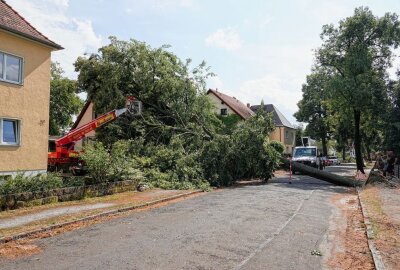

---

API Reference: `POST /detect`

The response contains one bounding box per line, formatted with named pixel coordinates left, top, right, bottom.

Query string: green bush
left=269, top=140, right=285, bottom=154
left=62, top=176, right=85, bottom=187
left=109, top=140, right=146, bottom=182
left=0, top=172, right=63, bottom=195
left=80, top=142, right=111, bottom=183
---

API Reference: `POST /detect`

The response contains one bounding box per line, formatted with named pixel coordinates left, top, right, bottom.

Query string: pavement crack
left=233, top=190, right=316, bottom=270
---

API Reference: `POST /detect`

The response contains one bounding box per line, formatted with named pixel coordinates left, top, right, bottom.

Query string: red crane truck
left=48, top=96, right=141, bottom=174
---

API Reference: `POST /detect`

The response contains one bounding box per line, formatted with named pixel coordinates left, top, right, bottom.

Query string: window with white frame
left=0, top=51, right=23, bottom=84
left=0, top=118, right=21, bottom=146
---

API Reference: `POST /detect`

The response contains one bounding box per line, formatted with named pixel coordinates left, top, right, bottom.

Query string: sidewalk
left=359, top=186, right=400, bottom=269
left=0, top=189, right=199, bottom=240
left=326, top=164, right=399, bottom=269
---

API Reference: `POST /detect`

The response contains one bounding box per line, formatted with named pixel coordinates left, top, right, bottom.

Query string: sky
left=7, top=0, right=400, bottom=124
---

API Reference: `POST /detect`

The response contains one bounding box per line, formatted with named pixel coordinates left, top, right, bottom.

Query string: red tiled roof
left=207, top=89, right=254, bottom=120
left=0, top=0, right=63, bottom=50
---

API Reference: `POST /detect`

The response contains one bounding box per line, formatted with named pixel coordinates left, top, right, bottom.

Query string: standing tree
left=316, top=7, right=400, bottom=173
left=383, top=74, right=400, bottom=153
left=49, top=62, right=83, bottom=135
left=294, top=69, right=331, bottom=155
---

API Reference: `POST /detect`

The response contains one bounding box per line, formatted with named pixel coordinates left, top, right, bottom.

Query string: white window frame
left=0, top=51, right=24, bottom=85
left=0, top=118, right=21, bottom=146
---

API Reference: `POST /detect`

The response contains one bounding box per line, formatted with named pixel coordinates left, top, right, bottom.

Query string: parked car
left=328, top=156, right=340, bottom=165
left=324, top=157, right=332, bottom=166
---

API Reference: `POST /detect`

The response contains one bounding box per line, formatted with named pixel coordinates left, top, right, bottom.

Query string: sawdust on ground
left=325, top=191, right=374, bottom=270
left=0, top=240, right=42, bottom=259
left=360, top=186, right=400, bottom=270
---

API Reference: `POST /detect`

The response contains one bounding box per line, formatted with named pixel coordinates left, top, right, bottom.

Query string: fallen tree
left=281, top=159, right=363, bottom=187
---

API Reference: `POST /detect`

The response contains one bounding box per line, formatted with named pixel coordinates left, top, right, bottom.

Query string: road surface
left=1, top=174, right=350, bottom=270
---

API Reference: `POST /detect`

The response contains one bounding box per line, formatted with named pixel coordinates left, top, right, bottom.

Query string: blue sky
left=8, top=0, right=400, bottom=124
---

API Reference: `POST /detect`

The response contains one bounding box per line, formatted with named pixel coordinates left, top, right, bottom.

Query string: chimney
left=247, top=103, right=250, bottom=108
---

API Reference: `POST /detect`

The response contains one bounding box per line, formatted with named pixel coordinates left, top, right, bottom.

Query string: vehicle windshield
left=294, top=148, right=316, bottom=157
left=328, top=156, right=337, bottom=159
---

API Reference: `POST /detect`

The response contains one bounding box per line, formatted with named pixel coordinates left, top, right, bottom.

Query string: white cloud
left=148, top=0, right=197, bottom=10
left=205, top=28, right=242, bottom=51
left=239, top=74, right=302, bottom=113
left=207, top=75, right=224, bottom=91
left=7, top=0, right=103, bottom=78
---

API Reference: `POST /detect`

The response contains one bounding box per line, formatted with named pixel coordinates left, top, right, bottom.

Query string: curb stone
left=356, top=187, right=386, bottom=270
left=0, top=190, right=203, bottom=245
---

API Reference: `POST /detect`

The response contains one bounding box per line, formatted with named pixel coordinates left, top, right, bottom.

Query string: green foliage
left=73, top=37, right=279, bottom=188
left=200, top=135, right=235, bottom=186
left=0, top=173, right=63, bottom=195
left=200, top=110, right=279, bottom=186
left=109, top=140, right=144, bottom=182
left=49, top=62, right=83, bottom=135
left=294, top=69, right=331, bottom=155
left=318, top=7, right=400, bottom=171
left=129, top=137, right=209, bottom=190
left=219, top=114, right=241, bottom=134
left=383, top=77, right=400, bottom=153
left=269, top=140, right=285, bottom=154
left=75, top=37, right=219, bottom=146
left=296, top=7, right=400, bottom=171
left=62, top=176, right=85, bottom=187
left=294, top=125, right=304, bottom=146
left=80, top=141, right=146, bottom=184
left=80, top=142, right=111, bottom=183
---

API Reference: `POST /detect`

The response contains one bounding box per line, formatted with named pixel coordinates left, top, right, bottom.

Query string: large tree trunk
left=282, top=158, right=362, bottom=187
left=365, top=144, right=371, bottom=162
left=321, top=135, right=328, bottom=156
left=342, top=147, right=346, bottom=162
left=353, top=109, right=365, bottom=173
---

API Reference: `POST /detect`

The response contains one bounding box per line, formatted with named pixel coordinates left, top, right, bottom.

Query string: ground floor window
left=0, top=118, right=21, bottom=145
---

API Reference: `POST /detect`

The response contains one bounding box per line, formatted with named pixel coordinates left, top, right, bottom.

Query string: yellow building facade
left=0, top=1, right=62, bottom=176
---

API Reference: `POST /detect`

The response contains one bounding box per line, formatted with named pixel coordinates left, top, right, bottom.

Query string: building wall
left=73, top=102, right=95, bottom=150
left=269, top=126, right=296, bottom=154
left=207, top=92, right=235, bottom=116
left=0, top=31, right=53, bottom=176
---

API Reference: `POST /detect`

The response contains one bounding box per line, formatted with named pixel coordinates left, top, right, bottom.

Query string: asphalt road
left=1, top=174, right=350, bottom=270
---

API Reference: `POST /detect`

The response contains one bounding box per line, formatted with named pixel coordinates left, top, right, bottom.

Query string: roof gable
left=0, top=0, right=63, bottom=50
left=207, top=89, right=254, bottom=120
left=250, top=104, right=294, bottom=128
left=71, top=100, right=92, bottom=130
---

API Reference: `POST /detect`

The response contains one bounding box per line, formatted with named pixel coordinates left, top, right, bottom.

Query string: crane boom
left=56, top=108, right=127, bottom=147
left=48, top=96, right=141, bottom=172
